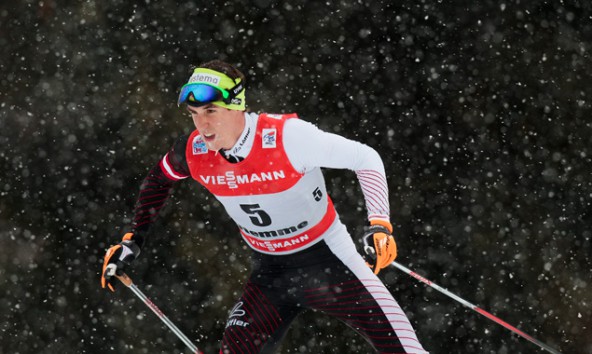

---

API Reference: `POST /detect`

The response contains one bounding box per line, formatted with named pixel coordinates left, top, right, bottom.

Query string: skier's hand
left=101, top=233, right=142, bottom=292
left=363, top=219, right=397, bottom=275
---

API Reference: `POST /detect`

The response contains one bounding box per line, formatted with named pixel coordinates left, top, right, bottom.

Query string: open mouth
left=203, top=133, right=216, bottom=142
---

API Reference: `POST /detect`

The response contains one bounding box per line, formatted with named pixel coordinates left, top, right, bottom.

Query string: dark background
left=1, top=0, right=591, bottom=353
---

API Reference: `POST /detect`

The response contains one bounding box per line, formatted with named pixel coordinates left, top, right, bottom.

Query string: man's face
left=186, top=104, right=244, bottom=151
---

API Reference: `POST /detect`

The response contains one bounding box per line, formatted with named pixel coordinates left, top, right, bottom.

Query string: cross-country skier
left=101, top=59, right=428, bottom=353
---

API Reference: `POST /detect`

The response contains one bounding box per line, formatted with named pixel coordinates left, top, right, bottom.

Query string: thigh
left=220, top=282, right=300, bottom=354
left=303, top=246, right=428, bottom=353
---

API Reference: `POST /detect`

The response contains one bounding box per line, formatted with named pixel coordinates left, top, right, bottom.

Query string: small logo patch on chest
left=192, top=135, right=208, bottom=155
left=262, top=128, right=276, bottom=148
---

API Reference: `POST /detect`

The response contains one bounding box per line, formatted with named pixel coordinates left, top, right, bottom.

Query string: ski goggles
left=177, top=68, right=245, bottom=110
left=178, top=83, right=228, bottom=106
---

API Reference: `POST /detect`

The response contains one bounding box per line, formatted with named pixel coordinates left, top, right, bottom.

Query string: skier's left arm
left=283, top=118, right=396, bottom=274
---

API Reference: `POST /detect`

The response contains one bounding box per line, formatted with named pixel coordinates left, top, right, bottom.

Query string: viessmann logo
left=199, top=170, right=286, bottom=189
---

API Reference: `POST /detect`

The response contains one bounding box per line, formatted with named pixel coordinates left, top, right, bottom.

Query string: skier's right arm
left=101, top=135, right=190, bottom=291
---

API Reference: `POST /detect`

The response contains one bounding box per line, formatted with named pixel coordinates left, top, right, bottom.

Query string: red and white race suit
left=140, top=112, right=428, bottom=353
left=184, top=113, right=336, bottom=254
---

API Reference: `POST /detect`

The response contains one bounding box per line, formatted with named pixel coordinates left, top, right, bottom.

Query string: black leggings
left=219, top=241, right=427, bottom=354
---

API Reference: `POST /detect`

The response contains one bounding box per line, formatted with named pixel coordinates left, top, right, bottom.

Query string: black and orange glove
left=101, top=233, right=142, bottom=291
left=363, top=219, right=397, bottom=275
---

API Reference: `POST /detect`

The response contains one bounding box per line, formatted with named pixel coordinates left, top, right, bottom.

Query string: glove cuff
left=119, top=233, right=141, bottom=262
left=121, top=240, right=141, bottom=258
left=370, top=218, right=393, bottom=233
left=122, top=232, right=145, bottom=249
left=363, top=225, right=390, bottom=249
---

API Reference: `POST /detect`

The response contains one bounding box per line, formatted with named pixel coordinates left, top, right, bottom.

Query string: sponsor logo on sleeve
left=262, top=128, right=276, bottom=148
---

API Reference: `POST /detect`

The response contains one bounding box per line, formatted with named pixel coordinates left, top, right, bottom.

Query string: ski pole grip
left=116, top=273, right=133, bottom=287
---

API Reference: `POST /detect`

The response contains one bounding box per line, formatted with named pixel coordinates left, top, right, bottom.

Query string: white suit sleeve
left=283, top=118, right=390, bottom=221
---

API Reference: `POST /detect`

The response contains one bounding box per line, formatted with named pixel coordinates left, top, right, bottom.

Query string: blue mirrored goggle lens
left=178, top=84, right=223, bottom=106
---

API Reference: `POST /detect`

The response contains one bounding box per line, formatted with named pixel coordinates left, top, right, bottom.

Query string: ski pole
left=116, top=273, right=203, bottom=354
left=390, top=261, right=561, bottom=354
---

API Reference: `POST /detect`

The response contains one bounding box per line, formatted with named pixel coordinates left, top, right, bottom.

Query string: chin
left=205, top=142, right=217, bottom=151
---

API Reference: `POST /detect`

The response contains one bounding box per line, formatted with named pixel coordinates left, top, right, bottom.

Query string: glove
left=363, top=219, right=397, bottom=275
left=101, top=232, right=142, bottom=291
